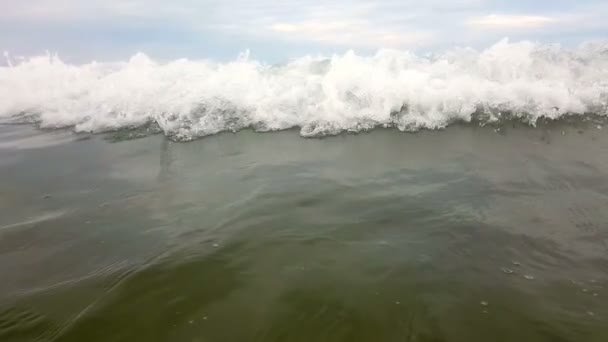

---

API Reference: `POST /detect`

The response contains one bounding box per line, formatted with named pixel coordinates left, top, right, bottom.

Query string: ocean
left=1, top=40, right=608, bottom=341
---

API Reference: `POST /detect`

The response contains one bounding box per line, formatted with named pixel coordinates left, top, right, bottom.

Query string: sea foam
left=1, top=39, right=607, bottom=140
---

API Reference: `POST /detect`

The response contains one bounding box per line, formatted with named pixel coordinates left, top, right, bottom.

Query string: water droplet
left=480, top=301, right=489, bottom=307
left=587, top=311, right=595, bottom=317
left=597, top=125, right=603, bottom=130
left=203, top=316, right=208, bottom=320
left=482, top=310, right=488, bottom=314
left=582, top=288, right=589, bottom=293
left=212, top=243, right=219, bottom=248
left=395, top=301, right=400, bottom=305
left=524, top=275, right=535, bottom=280
left=511, top=261, right=521, bottom=266
left=561, top=131, right=565, bottom=135
left=189, top=320, right=194, bottom=324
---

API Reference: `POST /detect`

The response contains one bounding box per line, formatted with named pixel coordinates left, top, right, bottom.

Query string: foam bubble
left=1, top=39, right=608, bottom=140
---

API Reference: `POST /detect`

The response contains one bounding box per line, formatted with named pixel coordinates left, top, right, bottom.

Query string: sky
left=1, top=0, right=607, bottom=63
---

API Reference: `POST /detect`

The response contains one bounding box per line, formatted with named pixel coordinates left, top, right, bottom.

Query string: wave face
left=1, top=39, right=608, bottom=139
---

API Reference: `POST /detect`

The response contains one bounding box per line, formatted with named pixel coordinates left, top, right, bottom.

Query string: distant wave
left=1, top=39, right=608, bottom=140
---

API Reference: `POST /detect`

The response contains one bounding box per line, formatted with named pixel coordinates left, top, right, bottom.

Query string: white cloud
left=268, top=20, right=433, bottom=48
left=1, top=0, right=607, bottom=59
left=270, top=23, right=299, bottom=33
left=467, top=14, right=557, bottom=29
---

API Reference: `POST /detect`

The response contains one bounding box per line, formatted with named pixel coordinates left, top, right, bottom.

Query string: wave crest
left=2, top=39, right=608, bottom=139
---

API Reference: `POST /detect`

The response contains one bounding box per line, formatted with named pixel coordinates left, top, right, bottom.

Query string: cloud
left=270, top=23, right=299, bottom=33
left=1, top=0, right=607, bottom=61
left=268, top=20, right=434, bottom=48
left=466, top=14, right=557, bottom=29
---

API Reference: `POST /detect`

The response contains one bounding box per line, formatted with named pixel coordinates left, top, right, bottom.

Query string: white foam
left=1, top=39, right=608, bottom=139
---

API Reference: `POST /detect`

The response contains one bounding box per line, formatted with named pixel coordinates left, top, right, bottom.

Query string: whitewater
left=1, top=39, right=608, bottom=140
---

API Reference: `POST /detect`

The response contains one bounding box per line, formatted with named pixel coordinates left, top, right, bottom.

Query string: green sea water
left=1, top=122, right=607, bottom=341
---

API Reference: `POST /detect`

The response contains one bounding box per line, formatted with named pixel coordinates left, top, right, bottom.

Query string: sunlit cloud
left=0, top=0, right=607, bottom=61
left=268, top=20, right=434, bottom=48
left=467, top=14, right=557, bottom=29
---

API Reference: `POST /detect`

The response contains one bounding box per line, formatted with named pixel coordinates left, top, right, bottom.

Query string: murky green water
left=1, top=123, right=607, bottom=341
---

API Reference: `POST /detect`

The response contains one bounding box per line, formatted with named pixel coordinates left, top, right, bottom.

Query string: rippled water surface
left=1, top=122, right=607, bottom=341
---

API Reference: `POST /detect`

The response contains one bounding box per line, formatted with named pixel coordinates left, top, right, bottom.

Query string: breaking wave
left=1, top=39, right=608, bottom=140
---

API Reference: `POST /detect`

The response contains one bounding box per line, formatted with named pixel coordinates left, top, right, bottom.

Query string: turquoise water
left=1, top=123, right=607, bottom=341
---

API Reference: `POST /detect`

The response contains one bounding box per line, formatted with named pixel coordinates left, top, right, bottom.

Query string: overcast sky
left=1, top=0, right=607, bottom=62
